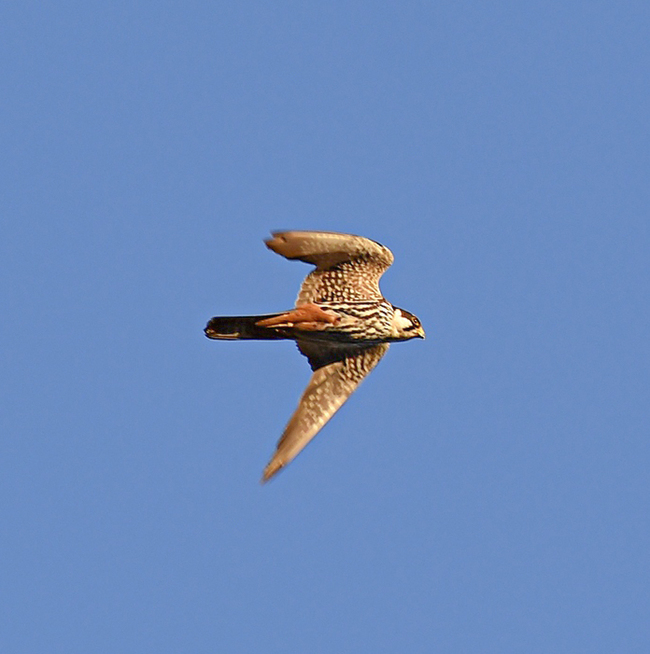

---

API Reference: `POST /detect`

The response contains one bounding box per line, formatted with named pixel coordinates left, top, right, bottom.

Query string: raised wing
left=265, top=231, right=394, bottom=304
left=261, top=343, right=390, bottom=482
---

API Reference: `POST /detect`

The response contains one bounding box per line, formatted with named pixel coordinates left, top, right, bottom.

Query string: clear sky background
left=2, top=2, right=649, bottom=652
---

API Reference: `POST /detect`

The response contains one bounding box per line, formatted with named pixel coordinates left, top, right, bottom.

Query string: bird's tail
left=204, top=314, right=290, bottom=340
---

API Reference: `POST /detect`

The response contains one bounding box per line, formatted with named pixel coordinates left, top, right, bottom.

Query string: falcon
left=205, top=231, right=425, bottom=482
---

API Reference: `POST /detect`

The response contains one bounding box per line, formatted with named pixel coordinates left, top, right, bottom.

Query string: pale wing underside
left=262, top=343, right=390, bottom=482
left=265, top=231, right=394, bottom=304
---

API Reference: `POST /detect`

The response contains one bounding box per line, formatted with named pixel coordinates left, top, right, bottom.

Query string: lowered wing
left=262, top=343, right=389, bottom=482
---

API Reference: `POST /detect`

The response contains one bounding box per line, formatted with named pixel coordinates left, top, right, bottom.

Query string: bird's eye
left=411, top=317, right=420, bottom=328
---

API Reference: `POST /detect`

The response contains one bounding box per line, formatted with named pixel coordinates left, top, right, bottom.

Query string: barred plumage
left=204, top=231, right=425, bottom=482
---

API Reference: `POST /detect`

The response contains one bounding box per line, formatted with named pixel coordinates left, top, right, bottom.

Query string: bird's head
left=390, top=307, right=426, bottom=340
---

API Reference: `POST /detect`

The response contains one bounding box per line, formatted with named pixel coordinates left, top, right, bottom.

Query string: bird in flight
left=205, top=231, right=425, bottom=482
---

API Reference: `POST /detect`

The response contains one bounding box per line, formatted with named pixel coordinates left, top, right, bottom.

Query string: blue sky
left=2, top=2, right=649, bottom=652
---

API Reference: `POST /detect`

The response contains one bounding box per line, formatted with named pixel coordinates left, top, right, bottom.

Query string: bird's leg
left=255, top=303, right=341, bottom=330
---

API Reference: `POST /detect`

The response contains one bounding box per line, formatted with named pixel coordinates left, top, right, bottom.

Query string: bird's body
left=205, top=231, right=425, bottom=482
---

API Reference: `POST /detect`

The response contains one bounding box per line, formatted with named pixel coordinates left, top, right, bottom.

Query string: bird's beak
left=417, top=326, right=426, bottom=339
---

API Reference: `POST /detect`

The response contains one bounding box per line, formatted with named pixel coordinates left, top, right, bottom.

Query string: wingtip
left=260, top=459, right=285, bottom=484
left=264, top=232, right=290, bottom=257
